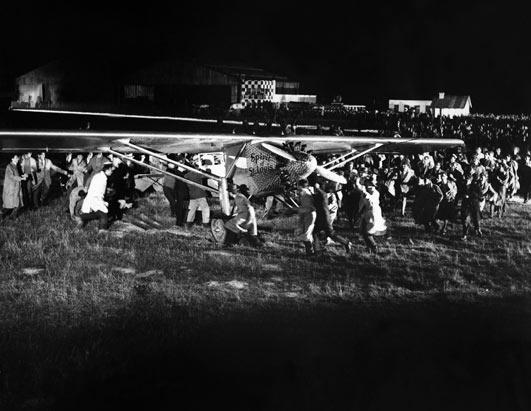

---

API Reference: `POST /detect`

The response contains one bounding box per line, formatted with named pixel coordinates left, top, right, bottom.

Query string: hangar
left=13, top=59, right=316, bottom=113
left=14, top=58, right=119, bottom=110
left=120, top=62, right=315, bottom=110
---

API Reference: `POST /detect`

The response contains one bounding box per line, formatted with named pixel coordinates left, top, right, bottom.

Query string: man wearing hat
left=224, top=183, right=260, bottom=247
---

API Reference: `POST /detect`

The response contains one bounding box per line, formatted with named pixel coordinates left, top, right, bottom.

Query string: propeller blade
left=315, top=166, right=347, bottom=185
left=261, top=143, right=297, bottom=161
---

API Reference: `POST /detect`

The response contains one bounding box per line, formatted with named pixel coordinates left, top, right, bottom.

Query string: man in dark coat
left=106, top=159, right=130, bottom=222
left=490, top=163, right=509, bottom=217
left=461, top=174, right=483, bottom=240
left=174, top=169, right=190, bottom=227
left=520, top=154, right=531, bottom=203
left=413, top=178, right=443, bottom=232
left=162, top=164, right=178, bottom=217
left=342, top=172, right=362, bottom=229
left=312, top=178, right=351, bottom=254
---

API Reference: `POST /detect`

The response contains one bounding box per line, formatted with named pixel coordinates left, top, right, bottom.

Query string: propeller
left=315, top=166, right=347, bottom=185
left=260, top=143, right=297, bottom=161
left=261, top=142, right=346, bottom=184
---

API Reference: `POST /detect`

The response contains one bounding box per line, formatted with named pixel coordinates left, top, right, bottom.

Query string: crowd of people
left=0, top=150, right=218, bottom=233
left=375, top=112, right=529, bottom=148
left=300, top=142, right=531, bottom=253
left=230, top=106, right=530, bottom=150
left=1, top=151, right=140, bottom=230
left=220, top=141, right=531, bottom=255
left=2, top=140, right=530, bottom=256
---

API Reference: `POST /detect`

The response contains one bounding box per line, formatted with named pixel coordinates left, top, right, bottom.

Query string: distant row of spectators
left=224, top=105, right=529, bottom=150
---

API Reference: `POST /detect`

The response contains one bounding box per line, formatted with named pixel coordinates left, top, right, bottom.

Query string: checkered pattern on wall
left=241, top=80, right=276, bottom=107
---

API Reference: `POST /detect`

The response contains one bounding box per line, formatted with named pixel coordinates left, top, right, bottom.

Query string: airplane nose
left=283, top=152, right=317, bottom=180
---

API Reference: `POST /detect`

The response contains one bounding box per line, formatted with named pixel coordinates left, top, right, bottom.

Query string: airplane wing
left=274, top=136, right=464, bottom=154
left=0, top=130, right=464, bottom=154
left=9, top=108, right=380, bottom=135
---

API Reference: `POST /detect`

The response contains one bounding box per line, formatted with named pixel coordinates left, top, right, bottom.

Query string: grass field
left=0, top=192, right=530, bottom=410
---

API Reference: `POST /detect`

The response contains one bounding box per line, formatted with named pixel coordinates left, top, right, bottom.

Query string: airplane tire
left=211, top=218, right=227, bottom=245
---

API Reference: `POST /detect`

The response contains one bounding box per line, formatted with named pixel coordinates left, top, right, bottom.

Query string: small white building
left=271, top=93, right=317, bottom=104
left=343, top=104, right=366, bottom=112
left=389, top=92, right=472, bottom=117
left=430, top=92, right=472, bottom=118
left=388, top=99, right=433, bottom=114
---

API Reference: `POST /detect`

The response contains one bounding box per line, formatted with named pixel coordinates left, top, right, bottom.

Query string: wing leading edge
left=0, top=130, right=464, bottom=154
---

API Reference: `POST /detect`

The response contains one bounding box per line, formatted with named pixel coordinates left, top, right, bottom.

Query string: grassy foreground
left=0, top=192, right=530, bottom=410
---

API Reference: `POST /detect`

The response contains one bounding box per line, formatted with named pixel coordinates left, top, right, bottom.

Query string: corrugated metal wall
left=124, top=61, right=239, bottom=86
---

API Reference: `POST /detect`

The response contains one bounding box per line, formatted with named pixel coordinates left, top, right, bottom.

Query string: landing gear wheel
left=211, top=218, right=227, bottom=245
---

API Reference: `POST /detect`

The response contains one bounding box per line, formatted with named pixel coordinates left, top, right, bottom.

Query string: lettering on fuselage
left=247, top=148, right=277, bottom=177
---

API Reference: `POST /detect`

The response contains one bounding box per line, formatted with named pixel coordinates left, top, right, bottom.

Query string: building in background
left=388, top=98, right=433, bottom=114
left=430, top=92, right=472, bottom=117
left=121, top=61, right=242, bottom=111
left=342, top=104, right=366, bottom=112
left=388, top=92, right=472, bottom=117
left=0, top=69, right=13, bottom=113
left=13, top=59, right=316, bottom=113
left=14, top=59, right=118, bottom=110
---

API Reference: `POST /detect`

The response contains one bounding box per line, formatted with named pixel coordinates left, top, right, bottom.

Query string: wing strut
left=321, top=149, right=357, bottom=168
left=107, top=149, right=219, bottom=194
left=327, top=143, right=383, bottom=171
left=111, top=140, right=231, bottom=216
left=117, top=139, right=221, bottom=181
left=226, top=142, right=248, bottom=179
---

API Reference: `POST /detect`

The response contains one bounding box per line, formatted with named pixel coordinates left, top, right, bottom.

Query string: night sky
left=1, top=1, right=529, bottom=113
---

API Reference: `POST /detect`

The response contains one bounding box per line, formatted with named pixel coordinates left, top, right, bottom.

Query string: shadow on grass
left=1, top=295, right=531, bottom=411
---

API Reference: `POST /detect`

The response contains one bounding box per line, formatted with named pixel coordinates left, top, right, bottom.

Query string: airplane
left=0, top=109, right=465, bottom=243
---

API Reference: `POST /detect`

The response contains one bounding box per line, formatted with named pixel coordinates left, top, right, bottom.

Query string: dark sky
left=1, top=1, right=529, bottom=113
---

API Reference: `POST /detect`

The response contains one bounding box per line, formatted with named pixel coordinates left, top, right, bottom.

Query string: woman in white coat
left=356, top=177, right=387, bottom=253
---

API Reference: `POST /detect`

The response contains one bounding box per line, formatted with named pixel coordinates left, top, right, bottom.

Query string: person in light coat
left=356, top=177, right=387, bottom=253
left=296, top=178, right=317, bottom=256
left=85, top=152, right=107, bottom=187
left=78, top=162, right=114, bottom=231
left=69, top=153, right=87, bottom=188
left=184, top=166, right=210, bottom=228
left=2, top=154, right=28, bottom=219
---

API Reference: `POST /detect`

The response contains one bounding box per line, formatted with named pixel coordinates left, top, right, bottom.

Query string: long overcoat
left=2, top=164, right=24, bottom=209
